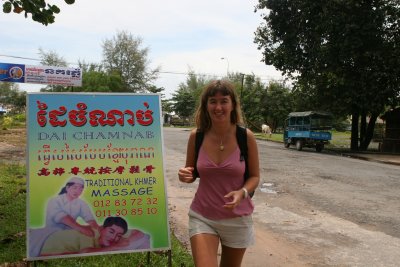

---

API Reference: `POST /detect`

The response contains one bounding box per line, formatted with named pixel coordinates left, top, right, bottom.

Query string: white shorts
left=188, top=209, right=255, bottom=248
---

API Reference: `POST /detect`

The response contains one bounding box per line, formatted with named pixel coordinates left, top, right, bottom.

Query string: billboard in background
left=26, top=93, right=170, bottom=260
left=0, top=62, right=82, bottom=87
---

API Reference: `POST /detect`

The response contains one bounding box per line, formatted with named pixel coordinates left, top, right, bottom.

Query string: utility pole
left=240, top=73, right=245, bottom=100
left=220, top=57, right=229, bottom=77
left=240, top=73, right=246, bottom=124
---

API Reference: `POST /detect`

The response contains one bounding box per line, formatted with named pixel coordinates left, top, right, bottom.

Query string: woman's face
left=99, top=224, right=125, bottom=247
left=65, top=183, right=84, bottom=200
left=207, top=92, right=233, bottom=124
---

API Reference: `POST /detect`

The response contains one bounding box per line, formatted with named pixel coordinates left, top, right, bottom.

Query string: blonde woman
left=178, top=80, right=260, bottom=267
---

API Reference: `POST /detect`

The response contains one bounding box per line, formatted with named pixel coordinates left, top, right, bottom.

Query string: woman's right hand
left=178, top=167, right=195, bottom=183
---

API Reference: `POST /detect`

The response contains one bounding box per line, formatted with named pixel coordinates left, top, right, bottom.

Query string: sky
left=0, top=0, right=283, bottom=99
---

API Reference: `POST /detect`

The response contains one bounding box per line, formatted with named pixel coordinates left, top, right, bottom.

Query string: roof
left=288, top=111, right=333, bottom=117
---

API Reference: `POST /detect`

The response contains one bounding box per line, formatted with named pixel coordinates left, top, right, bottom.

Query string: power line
left=0, top=54, right=78, bottom=66
left=0, top=54, right=283, bottom=82
left=0, top=54, right=39, bottom=61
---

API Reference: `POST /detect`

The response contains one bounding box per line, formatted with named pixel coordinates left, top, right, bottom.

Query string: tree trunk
left=359, top=113, right=378, bottom=151
left=351, top=111, right=359, bottom=151
left=360, top=111, right=366, bottom=144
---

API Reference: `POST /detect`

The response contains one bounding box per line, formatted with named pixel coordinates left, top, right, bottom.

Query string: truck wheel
left=295, top=140, right=303, bottom=151
left=284, top=142, right=290, bottom=148
left=316, top=144, right=324, bottom=152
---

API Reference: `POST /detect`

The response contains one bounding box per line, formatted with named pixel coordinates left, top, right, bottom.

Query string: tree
left=145, top=85, right=174, bottom=116
left=172, top=91, right=196, bottom=124
left=171, top=72, right=209, bottom=124
left=263, top=81, right=293, bottom=131
left=70, top=61, right=129, bottom=93
left=38, top=47, right=68, bottom=67
left=77, top=70, right=124, bottom=93
left=0, top=82, right=26, bottom=113
left=255, top=0, right=400, bottom=150
left=102, top=31, right=159, bottom=93
left=2, top=0, right=75, bottom=26
left=235, top=73, right=266, bottom=128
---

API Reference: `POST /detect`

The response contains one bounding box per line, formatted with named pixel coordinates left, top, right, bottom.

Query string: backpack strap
left=236, top=125, right=248, bottom=177
left=193, top=129, right=204, bottom=179
left=236, top=125, right=254, bottom=197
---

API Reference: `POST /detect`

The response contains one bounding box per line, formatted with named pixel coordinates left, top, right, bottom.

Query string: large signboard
left=26, top=93, right=170, bottom=260
left=0, top=62, right=82, bottom=87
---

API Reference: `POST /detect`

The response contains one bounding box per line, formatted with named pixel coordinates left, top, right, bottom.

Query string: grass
left=0, top=164, right=26, bottom=265
left=255, top=130, right=369, bottom=147
left=0, top=162, right=194, bottom=267
left=255, top=130, right=381, bottom=152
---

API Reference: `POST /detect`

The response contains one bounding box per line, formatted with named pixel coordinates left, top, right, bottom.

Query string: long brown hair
left=194, top=80, right=243, bottom=131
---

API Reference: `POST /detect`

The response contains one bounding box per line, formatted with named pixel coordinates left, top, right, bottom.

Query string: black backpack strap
left=236, top=125, right=249, bottom=179
left=193, top=129, right=204, bottom=179
left=236, top=125, right=254, bottom=197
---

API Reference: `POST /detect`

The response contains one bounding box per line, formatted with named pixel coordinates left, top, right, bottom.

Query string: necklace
left=219, top=132, right=228, bottom=151
left=212, top=128, right=229, bottom=152
left=219, top=139, right=225, bottom=151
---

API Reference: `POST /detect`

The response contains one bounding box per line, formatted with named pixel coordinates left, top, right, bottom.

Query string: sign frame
left=26, top=92, right=170, bottom=260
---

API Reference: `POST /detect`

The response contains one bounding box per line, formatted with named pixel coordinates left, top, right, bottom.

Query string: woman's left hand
left=222, top=190, right=244, bottom=209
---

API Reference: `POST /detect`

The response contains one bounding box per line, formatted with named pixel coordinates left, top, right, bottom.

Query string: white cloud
left=0, top=0, right=283, bottom=98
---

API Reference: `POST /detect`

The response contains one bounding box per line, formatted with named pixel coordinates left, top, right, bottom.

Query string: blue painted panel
left=287, top=131, right=331, bottom=140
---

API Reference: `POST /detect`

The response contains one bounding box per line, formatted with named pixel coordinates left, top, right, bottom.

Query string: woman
left=178, top=80, right=260, bottom=267
left=45, top=176, right=99, bottom=237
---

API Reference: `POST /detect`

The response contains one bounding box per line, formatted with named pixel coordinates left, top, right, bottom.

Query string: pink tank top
left=190, top=146, right=254, bottom=220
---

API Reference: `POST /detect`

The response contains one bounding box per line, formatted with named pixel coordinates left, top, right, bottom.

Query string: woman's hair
left=59, top=177, right=85, bottom=195
left=59, top=182, right=75, bottom=195
left=103, top=216, right=128, bottom=234
left=194, top=80, right=243, bottom=131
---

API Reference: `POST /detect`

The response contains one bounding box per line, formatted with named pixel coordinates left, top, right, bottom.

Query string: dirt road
left=164, top=127, right=400, bottom=267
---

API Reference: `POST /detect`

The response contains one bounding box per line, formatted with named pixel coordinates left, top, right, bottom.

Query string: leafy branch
left=2, top=0, right=75, bottom=25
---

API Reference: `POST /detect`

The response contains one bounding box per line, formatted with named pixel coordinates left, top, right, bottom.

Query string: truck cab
left=284, top=111, right=332, bottom=152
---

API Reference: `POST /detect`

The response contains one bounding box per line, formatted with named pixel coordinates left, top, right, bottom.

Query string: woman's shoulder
left=245, top=127, right=255, bottom=137
left=236, top=124, right=255, bottom=138
left=188, top=128, right=200, bottom=142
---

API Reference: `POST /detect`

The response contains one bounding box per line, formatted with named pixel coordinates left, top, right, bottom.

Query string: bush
left=13, top=113, right=26, bottom=122
left=0, top=116, right=13, bottom=130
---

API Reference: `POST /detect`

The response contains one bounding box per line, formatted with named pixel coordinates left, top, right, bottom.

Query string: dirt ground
left=0, top=128, right=26, bottom=164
